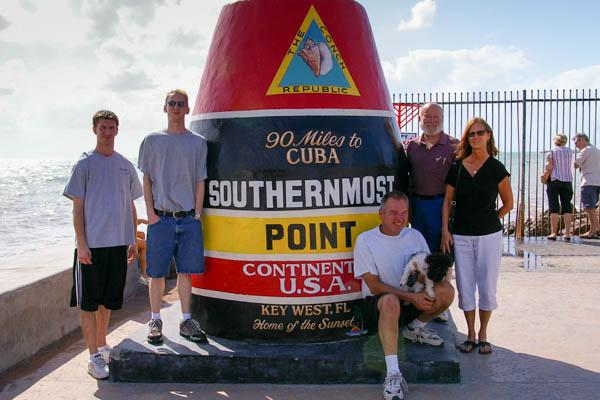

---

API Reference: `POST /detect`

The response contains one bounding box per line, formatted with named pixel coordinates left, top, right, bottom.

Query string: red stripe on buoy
left=192, top=257, right=361, bottom=298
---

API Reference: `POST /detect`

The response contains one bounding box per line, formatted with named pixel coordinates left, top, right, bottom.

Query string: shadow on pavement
left=0, top=279, right=177, bottom=399
left=86, top=340, right=600, bottom=400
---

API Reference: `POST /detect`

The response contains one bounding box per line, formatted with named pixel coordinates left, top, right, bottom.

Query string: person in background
left=136, top=218, right=149, bottom=285
left=354, top=191, right=454, bottom=400
left=573, top=133, right=600, bottom=238
left=544, top=134, right=573, bottom=240
left=138, top=89, right=208, bottom=344
left=441, top=117, right=513, bottom=355
left=63, top=110, right=143, bottom=379
left=406, top=102, right=459, bottom=323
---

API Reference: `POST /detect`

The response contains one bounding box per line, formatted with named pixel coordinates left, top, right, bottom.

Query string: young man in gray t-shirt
left=64, top=110, right=143, bottom=379
left=138, top=89, right=208, bottom=344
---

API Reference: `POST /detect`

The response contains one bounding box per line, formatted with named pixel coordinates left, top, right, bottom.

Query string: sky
left=1, top=0, right=599, bottom=159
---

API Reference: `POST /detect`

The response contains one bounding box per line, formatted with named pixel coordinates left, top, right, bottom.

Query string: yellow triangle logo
left=266, top=5, right=360, bottom=96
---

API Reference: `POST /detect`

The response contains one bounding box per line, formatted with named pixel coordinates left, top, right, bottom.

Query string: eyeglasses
left=167, top=100, right=186, bottom=107
left=467, top=130, right=487, bottom=137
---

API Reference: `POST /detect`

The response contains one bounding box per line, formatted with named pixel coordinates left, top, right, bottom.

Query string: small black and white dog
left=399, top=252, right=453, bottom=299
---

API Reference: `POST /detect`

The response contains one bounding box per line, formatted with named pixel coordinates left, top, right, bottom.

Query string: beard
left=420, top=120, right=443, bottom=136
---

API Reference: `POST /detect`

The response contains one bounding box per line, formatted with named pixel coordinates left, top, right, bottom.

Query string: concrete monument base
left=109, top=301, right=460, bottom=384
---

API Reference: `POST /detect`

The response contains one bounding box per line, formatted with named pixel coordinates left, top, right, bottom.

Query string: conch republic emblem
left=190, top=0, right=405, bottom=342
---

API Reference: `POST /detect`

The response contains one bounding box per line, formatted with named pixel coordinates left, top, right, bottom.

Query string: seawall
left=0, top=241, right=144, bottom=374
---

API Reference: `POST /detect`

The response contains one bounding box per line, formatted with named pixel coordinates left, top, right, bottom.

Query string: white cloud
left=104, top=69, right=157, bottom=91
left=168, top=28, right=204, bottom=49
left=99, top=44, right=138, bottom=68
left=79, top=0, right=163, bottom=41
left=0, top=14, right=10, bottom=31
left=2, top=1, right=91, bottom=47
left=382, top=43, right=600, bottom=96
left=531, top=65, right=600, bottom=90
left=18, top=0, right=37, bottom=13
left=0, top=0, right=229, bottom=158
left=397, top=0, right=436, bottom=31
left=382, top=45, right=532, bottom=93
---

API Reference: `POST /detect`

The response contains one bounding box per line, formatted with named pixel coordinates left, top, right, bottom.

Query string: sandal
left=478, top=341, right=493, bottom=355
left=547, top=234, right=557, bottom=240
left=564, top=236, right=571, bottom=242
left=580, top=231, right=599, bottom=239
left=457, top=340, right=477, bottom=353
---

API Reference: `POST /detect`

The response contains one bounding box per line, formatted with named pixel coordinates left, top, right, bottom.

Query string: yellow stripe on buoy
left=203, top=212, right=380, bottom=254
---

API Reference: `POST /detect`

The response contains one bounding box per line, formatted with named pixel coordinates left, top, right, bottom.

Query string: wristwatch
left=194, top=213, right=202, bottom=219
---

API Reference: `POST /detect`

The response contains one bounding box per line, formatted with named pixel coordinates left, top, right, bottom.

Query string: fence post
left=516, top=90, right=527, bottom=238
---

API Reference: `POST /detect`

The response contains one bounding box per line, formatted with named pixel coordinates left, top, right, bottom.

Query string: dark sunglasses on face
left=167, top=100, right=186, bottom=107
left=467, top=130, right=487, bottom=137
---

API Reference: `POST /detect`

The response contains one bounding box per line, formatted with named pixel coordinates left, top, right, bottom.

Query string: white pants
left=453, top=230, right=502, bottom=311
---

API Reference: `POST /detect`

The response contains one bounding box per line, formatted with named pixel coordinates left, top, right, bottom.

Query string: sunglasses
left=167, top=100, right=186, bottom=107
left=467, top=130, right=487, bottom=137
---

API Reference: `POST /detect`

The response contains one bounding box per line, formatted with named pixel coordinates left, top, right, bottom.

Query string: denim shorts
left=581, top=185, right=600, bottom=209
left=146, top=215, right=205, bottom=278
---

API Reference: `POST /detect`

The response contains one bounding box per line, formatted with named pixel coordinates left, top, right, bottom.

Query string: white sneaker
left=402, top=326, right=444, bottom=346
left=88, top=354, right=109, bottom=380
left=434, top=310, right=449, bottom=322
left=100, top=345, right=112, bottom=364
left=138, top=275, right=151, bottom=286
left=383, top=372, right=408, bottom=400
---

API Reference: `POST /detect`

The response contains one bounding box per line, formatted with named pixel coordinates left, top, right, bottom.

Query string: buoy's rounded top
left=193, top=0, right=392, bottom=115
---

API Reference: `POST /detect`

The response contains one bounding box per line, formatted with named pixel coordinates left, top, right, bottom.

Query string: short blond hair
left=554, top=134, right=568, bottom=146
left=164, top=89, right=188, bottom=105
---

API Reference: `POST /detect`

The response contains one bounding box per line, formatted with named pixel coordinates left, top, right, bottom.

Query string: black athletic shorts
left=362, top=295, right=421, bottom=332
left=70, top=246, right=128, bottom=312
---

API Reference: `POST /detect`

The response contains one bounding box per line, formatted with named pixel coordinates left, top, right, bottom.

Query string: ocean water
left=0, top=158, right=146, bottom=259
left=0, top=159, right=75, bottom=258
left=0, top=154, right=561, bottom=259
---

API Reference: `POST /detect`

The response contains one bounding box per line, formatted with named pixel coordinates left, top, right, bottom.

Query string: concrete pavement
left=0, top=242, right=143, bottom=374
left=1, top=237, right=599, bottom=399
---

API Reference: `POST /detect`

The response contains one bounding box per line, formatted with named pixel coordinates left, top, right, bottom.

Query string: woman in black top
left=441, top=117, right=513, bottom=355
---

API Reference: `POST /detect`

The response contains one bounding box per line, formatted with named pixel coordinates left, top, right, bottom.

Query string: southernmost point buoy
left=190, top=0, right=406, bottom=342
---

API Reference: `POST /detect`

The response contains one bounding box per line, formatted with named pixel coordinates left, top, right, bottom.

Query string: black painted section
left=190, top=115, right=409, bottom=210
left=192, top=295, right=364, bottom=342
left=110, top=301, right=460, bottom=384
left=191, top=115, right=400, bottom=178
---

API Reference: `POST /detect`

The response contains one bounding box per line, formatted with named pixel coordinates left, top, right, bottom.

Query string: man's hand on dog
left=410, top=292, right=434, bottom=310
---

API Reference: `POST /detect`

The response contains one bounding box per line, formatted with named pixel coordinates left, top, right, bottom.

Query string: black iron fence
left=394, top=89, right=600, bottom=237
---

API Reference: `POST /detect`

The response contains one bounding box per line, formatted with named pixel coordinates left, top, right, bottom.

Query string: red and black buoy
left=190, top=0, right=405, bottom=342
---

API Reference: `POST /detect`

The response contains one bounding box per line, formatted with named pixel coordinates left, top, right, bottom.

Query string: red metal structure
left=393, top=103, right=421, bottom=130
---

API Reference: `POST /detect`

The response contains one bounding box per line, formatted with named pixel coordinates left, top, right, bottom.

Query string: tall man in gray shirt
left=64, top=110, right=143, bottom=379
left=138, top=89, right=208, bottom=344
